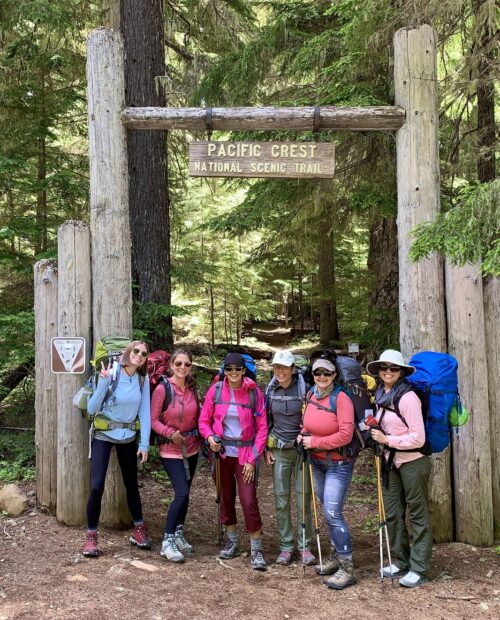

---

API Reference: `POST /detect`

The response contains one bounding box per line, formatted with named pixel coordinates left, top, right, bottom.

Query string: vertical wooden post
left=87, top=28, right=132, bottom=527
left=56, top=221, right=91, bottom=525
left=484, top=276, right=500, bottom=538
left=446, top=263, right=493, bottom=545
left=34, top=260, right=58, bottom=510
left=394, top=26, right=451, bottom=541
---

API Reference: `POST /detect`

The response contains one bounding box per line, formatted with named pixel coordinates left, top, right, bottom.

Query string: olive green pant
left=382, top=455, right=432, bottom=576
left=271, top=447, right=312, bottom=552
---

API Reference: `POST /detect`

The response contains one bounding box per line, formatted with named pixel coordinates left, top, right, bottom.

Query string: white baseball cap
left=272, top=350, right=295, bottom=367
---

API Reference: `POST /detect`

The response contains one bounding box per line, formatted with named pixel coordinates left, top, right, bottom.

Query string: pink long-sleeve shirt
left=198, top=377, right=267, bottom=466
left=375, top=391, right=426, bottom=468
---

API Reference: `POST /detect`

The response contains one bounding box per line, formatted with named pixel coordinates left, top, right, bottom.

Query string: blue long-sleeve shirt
left=87, top=367, right=151, bottom=452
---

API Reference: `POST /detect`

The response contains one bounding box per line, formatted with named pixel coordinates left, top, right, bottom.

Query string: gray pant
left=270, top=447, right=312, bottom=551
left=383, top=455, right=432, bottom=576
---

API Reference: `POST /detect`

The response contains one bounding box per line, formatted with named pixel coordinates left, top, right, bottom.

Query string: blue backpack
left=406, top=351, right=461, bottom=453
left=386, top=352, right=461, bottom=455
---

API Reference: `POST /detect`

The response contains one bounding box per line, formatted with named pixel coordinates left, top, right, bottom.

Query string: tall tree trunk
left=120, top=0, right=172, bottom=349
left=318, top=218, right=339, bottom=344
left=36, top=136, right=47, bottom=254
left=366, top=216, right=399, bottom=353
left=210, top=285, right=215, bottom=347
left=298, top=273, right=304, bottom=332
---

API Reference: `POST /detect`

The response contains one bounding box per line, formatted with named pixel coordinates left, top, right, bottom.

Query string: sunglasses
left=225, top=366, right=243, bottom=372
left=132, top=347, right=148, bottom=358
left=379, top=364, right=402, bottom=372
left=313, top=369, right=334, bottom=377
left=173, top=360, right=192, bottom=368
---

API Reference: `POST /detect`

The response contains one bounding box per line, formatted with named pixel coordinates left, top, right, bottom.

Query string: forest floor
left=1, top=452, right=499, bottom=620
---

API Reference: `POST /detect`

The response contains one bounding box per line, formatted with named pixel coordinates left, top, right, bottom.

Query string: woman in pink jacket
left=199, top=352, right=268, bottom=571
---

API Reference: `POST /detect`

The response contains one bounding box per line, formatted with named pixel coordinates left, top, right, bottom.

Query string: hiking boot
left=251, top=549, right=267, bottom=571
left=316, top=548, right=339, bottom=575
left=324, top=558, right=357, bottom=590
left=82, top=531, right=98, bottom=558
left=299, top=549, right=316, bottom=566
left=399, top=570, right=427, bottom=588
left=218, top=539, right=240, bottom=559
left=129, top=523, right=152, bottom=550
left=275, top=550, right=293, bottom=566
left=160, top=534, right=185, bottom=563
left=381, top=563, right=405, bottom=578
left=175, top=526, right=193, bottom=554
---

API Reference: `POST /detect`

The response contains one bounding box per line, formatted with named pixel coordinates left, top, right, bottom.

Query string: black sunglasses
left=173, top=360, right=192, bottom=368
left=225, top=365, right=244, bottom=372
left=379, top=364, right=402, bottom=372
left=313, top=369, right=334, bottom=377
left=132, top=347, right=148, bottom=358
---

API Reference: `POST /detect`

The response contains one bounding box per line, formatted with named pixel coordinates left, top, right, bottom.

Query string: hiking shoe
left=381, top=563, right=405, bottom=578
left=82, top=531, right=98, bottom=558
left=175, top=526, right=193, bottom=554
left=316, top=548, right=339, bottom=575
left=129, top=523, right=152, bottom=550
left=324, top=559, right=357, bottom=590
left=399, top=570, right=427, bottom=588
left=299, top=549, right=316, bottom=566
left=251, top=550, right=267, bottom=571
left=218, top=539, right=240, bottom=560
left=275, top=550, right=293, bottom=566
left=160, top=534, right=185, bottom=563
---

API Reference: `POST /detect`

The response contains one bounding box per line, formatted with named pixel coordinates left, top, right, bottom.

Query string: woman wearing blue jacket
left=82, top=340, right=151, bottom=558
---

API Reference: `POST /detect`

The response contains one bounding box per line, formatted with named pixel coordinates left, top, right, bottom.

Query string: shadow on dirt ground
left=1, top=451, right=499, bottom=620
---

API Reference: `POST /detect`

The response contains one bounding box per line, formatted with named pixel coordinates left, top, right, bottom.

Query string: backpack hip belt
left=221, top=438, right=254, bottom=448
left=93, top=413, right=139, bottom=432
left=310, top=447, right=351, bottom=461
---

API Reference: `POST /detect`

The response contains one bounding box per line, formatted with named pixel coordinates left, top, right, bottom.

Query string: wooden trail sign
left=189, top=141, right=335, bottom=178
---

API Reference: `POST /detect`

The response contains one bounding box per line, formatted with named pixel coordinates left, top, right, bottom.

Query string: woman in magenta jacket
left=199, top=352, right=268, bottom=571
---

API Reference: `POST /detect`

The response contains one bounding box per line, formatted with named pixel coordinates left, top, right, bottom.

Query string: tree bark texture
left=120, top=0, right=172, bottom=350
left=484, top=276, right=500, bottom=538
left=446, top=262, right=493, bottom=546
left=56, top=221, right=91, bottom=526
left=394, top=26, right=451, bottom=541
left=123, top=105, right=406, bottom=132
left=318, top=220, right=339, bottom=344
left=87, top=28, right=132, bottom=527
left=34, top=259, right=58, bottom=510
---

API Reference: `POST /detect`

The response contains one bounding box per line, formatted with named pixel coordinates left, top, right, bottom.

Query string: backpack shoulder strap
left=157, top=377, right=173, bottom=425
left=214, top=380, right=224, bottom=406
left=250, top=387, right=256, bottom=414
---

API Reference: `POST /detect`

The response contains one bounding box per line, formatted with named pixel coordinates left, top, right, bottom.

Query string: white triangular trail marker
left=53, top=340, right=82, bottom=371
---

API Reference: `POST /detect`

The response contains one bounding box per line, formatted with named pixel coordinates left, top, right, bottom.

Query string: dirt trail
left=1, top=453, right=499, bottom=620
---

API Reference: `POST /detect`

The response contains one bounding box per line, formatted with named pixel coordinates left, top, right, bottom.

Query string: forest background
left=0, top=0, right=497, bottom=477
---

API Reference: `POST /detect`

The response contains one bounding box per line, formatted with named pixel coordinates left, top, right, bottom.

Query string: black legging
left=87, top=438, right=143, bottom=529
left=161, top=453, right=198, bottom=534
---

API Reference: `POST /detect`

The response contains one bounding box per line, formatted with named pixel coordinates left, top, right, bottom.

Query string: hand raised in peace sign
left=100, top=360, right=113, bottom=378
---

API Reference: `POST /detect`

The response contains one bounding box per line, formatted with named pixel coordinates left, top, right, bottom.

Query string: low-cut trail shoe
left=251, top=550, right=267, bottom=571
left=316, top=548, right=339, bottom=575
left=82, top=531, right=99, bottom=558
left=299, top=549, right=316, bottom=566
left=161, top=534, right=185, bottom=563
left=129, top=523, right=152, bottom=549
left=381, top=563, right=405, bottom=578
left=218, top=539, right=240, bottom=559
left=275, top=550, right=293, bottom=566
left=399, top=571, right=427, bottom=588
left=175, top=526, right=193, bottom=554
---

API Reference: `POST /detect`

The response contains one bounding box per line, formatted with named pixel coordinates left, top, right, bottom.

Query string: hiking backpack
left=147, top=350, right=172, bottom=446
left=405, top=351, right=461, bottom=453
left=265, top=372, right=307, bottom=432
left=73, top=336, right=132, bottom=417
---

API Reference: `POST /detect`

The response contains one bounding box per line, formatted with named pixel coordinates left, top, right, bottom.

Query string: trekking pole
left=301, top=450, right=307, bottom=577
left=213, top=435, right=224, bottom=545
left=374, top=449, right=394, bottom=588
left=305, top=447, right=323, bottom=573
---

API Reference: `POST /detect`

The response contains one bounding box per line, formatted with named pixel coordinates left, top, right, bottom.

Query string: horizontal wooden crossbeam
left=122, top=106, right=406, bottom=132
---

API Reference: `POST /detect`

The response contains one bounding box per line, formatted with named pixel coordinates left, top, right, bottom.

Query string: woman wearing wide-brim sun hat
left=367, top=349, right=432, bottom=589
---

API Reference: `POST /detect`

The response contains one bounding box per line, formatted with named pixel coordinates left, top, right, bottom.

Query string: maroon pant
left=217, top=456, right=263, bottom=533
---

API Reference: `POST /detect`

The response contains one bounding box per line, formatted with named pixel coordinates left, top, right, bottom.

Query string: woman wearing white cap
left=298, top=350, right=356, bottom=590
left=265, top=349, right=315, bottom=566
left=367, top=349, right=432, bottom=588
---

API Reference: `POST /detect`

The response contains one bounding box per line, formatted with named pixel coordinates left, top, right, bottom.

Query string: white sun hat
left=271, top=350, right=295, bottom=367
left=366, top=349, right=415, bottom=377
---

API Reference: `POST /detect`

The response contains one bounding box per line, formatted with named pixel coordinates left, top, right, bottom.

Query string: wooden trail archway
left=34, top=24, right=495, bottom=546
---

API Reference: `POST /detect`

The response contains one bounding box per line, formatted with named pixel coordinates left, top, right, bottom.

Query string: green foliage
left=0, top=311, right=34, bottom=373
left=410, top=181, right=500, bottom=275
left=0, top=431, right=36, bottom=482
left=133, top=301, right=189, bottom=345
